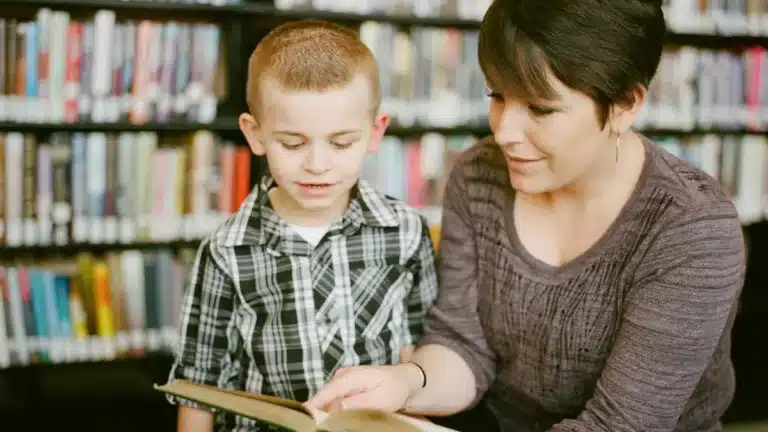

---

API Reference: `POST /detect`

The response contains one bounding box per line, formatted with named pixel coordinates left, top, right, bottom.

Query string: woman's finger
left=306, top=367, right=365, bottom=409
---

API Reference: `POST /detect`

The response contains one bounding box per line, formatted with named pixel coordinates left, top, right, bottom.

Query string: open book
left=154, top=379, right=458, bottom=432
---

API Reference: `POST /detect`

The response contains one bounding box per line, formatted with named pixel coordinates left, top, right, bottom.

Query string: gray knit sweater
left=421, top=135, right=746, bottom=432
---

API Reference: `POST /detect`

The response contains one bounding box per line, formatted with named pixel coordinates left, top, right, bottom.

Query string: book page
left=317, top=409, right=423, bottom=432
left=316, top=409, right=459, bottom=432
left=154, top=380, right=316, bottom=431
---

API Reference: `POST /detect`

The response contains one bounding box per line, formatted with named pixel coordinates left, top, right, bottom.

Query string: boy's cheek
left=266, top=153, right=299, bottom=179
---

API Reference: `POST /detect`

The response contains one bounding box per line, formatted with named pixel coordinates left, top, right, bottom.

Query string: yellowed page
left=316, top=409, right=459, bottom=432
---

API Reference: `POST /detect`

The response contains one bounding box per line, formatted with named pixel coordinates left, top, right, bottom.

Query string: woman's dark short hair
left=479, top=0, right=666, bottom=127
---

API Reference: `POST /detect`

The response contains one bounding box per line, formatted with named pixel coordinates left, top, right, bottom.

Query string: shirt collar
left=220, top=174, right=400, bottom=251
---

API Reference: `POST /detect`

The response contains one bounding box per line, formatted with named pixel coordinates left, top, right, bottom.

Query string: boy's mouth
left=297, top=182, right=336, bottom=188
left=296, top=182, right=338, bottom=197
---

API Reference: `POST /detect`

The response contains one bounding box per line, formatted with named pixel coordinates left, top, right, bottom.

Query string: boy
left=166, top=20, right=439, bottom=432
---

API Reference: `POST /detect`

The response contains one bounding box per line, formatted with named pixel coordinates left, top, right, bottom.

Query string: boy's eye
left=279, top=141, right=303, bottom=149
left=529, top=104, right=555, bottom=116
left=331, top=140, right=355, bottom=149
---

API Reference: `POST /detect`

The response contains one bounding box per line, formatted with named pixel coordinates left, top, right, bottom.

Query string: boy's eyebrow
left=272, top=131, right=306, bottom=139
left=329, top=129, right=361, bottom=138
left=271, top=130, right=361, bottom=138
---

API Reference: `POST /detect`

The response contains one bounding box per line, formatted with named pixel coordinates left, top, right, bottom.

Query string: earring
left=615, top=133, right=620, bottom=162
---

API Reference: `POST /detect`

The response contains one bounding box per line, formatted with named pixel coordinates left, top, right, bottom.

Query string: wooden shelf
left=640, top=127, right=768, bottom=135
left=269, top=8, right=484, bottom=30
left=666, top=32, right=768, bottom=48
left=0, top=240, right=202, bottom=257
left=0, top=0, right=270, bottom=21
left=0, top=119, right=239, bottom=133
left=0, top=120, right=763, bottom=137
left=0, top=352, right=174, bottom=373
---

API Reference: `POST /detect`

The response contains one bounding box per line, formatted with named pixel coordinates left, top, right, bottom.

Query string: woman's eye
left=485, top=88, right=503, bottom=100
left=529, top=104, right=556, bottom=116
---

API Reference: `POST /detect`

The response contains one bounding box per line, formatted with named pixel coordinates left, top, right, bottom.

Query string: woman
left=307, top=0, right=746, bottom=431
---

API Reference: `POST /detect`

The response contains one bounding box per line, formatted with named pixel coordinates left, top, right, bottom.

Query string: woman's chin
left=508, top=173, right=555, bottom=195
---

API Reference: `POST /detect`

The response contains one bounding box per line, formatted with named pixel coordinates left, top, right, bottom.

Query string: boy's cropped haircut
left=478, top=0, right=666, bottom=127
left=246, top=20, right=381, bottom=118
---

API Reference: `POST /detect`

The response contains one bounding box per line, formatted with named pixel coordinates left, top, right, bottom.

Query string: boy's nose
left=302, top=146, right=331, bottom=173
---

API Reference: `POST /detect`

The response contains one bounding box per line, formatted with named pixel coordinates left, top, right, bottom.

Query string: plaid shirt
left=167, top=175, right=438, bottom=431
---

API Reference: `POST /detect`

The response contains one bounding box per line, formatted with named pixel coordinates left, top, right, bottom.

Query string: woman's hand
left=306, top=363, right=422, bottom=413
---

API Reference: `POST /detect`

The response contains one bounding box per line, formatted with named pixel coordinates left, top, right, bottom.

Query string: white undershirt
left=288, top=224, right=329, bottom=247
left=268, top=188, right=330, bottom=247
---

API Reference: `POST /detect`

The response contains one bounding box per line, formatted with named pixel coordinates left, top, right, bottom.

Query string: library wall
left=0, top=0, right=766, bottom=430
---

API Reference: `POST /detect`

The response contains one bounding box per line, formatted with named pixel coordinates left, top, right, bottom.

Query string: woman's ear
left=609, top=84, right=647, bottom=134
left=239, top=112, right=266, bottom=156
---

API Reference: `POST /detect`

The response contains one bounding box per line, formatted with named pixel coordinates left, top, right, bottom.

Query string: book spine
left=50, top=132, right=72, bottom=246
left=36, top=140, right=53, bottom=246
left=22, top=134, right=37, bottom=246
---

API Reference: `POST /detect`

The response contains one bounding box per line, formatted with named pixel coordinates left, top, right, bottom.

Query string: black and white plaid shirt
left=167, top=175, right=438, bottom=431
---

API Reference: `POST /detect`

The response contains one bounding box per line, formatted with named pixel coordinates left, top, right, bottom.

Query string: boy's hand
left=177, top=405, right=214, bottom=432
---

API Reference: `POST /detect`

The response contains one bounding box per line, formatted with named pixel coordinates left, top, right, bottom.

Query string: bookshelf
left=0, top=0, right=766, bottom=430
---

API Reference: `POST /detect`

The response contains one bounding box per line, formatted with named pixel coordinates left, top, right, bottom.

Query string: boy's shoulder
left=207, top=185, right=265, bottom=250
left=355, top=180, right=428, bottom=230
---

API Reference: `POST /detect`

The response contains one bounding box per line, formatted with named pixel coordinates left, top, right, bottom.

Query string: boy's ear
left=239, top=112, right=266, bottom=156
left=366, top=113, right=390, bottom=153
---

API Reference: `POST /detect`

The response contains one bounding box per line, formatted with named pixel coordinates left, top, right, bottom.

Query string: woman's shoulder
left=642, top=136, right=736, bottom=219
left=450, top=135, right=508, bottom=184
left=630, top=137, right=745, bottom=285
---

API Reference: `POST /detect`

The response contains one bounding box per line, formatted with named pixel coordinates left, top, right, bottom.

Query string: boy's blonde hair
left=246, top=20, right=381, bottom=119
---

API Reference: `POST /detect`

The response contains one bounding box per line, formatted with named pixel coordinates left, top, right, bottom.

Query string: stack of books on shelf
left=361, top=133, right=475, bottom=227
left=360, top=22, right=487, bottom=127
left=0, top=247, right=195, bottom=368
left=652, top=134, right=767, bottom=225
left=0, top=130, right=250, bottom=247
left=0, top=9, right=225, bottom=125
left=637, top=46, right=767, bottom=131
left=663, top=0, right=768, bottom=35
left=275, top=0, right=768, bottom=36
left=274, top=0, right=494, bottom=21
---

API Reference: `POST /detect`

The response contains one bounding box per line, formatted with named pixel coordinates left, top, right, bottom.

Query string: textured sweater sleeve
left=419, top=162, right=498, bottom=406
left=551, top=201, right=746, bottom=432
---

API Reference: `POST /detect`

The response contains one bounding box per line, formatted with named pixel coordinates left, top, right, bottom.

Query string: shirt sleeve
left=403, top=215, right=439, bottom=343
left=167, top=237, right=244, bottom=409
left=418, top=163, right=498, bottom=407
left=550, top=203, right=746, bottom=432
